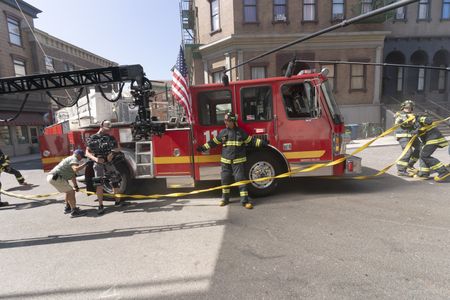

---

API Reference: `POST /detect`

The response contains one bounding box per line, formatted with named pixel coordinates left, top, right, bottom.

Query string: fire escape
left=179, top=0, right=197, bottom=46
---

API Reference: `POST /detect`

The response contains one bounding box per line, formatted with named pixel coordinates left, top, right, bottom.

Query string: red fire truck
left=34, top=67, right=360, bottom=197
left=2, top=1, right=419, bottom=196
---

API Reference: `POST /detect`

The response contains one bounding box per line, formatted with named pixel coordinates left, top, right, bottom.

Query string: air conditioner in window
left=274, top=14, right=287, bottom=21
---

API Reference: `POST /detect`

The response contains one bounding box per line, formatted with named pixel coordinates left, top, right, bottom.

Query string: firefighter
left=197, top=112, right=268, bottom=209
left=0, top=148, right=28, bottom=207
left=412, top=113, right=450, bottom=182
left=394, top=100, right=421, bottom=177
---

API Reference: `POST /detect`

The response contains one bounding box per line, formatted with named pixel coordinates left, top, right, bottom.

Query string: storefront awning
left=0, top=112, right=47, bottom=126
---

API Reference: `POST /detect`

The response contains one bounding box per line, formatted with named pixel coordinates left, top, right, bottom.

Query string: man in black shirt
left=85, top=120, right=123, bottom=215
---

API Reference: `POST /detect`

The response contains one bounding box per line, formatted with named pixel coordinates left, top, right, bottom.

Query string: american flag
left=172, top=46, right=192, bottom=122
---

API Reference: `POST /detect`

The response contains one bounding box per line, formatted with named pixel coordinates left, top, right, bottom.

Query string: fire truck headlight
left=43, top=150, right=50, bottom=157
left=173, top=148, right=181, bottom=157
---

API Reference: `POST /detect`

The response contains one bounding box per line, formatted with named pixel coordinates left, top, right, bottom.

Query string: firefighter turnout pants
left=396, top=137, right=420, bottom=172
left=221, top=162, right=249, bottom=204
left=417, top=144, right=449, bottom=177
left=1, top=165, right=25, bottom=184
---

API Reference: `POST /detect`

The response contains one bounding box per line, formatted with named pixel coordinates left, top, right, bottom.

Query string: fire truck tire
left=246, top=152, right=284, bottom=197
left=103, top=163, right=133, bottom=196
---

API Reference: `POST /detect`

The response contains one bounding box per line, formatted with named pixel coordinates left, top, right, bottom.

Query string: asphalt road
left=0, top=145, right=449, bottom=299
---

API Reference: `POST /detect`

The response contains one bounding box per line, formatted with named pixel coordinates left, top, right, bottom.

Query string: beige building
left=182, top=0, right=450, bottom=126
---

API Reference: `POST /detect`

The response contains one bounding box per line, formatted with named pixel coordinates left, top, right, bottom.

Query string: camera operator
left=85, top=120, right=124, bottom=215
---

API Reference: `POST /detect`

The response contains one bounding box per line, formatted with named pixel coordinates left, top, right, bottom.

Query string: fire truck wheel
left=246, top=152, right=284, bottom=197
left=103, top=165, right=132, bottom=196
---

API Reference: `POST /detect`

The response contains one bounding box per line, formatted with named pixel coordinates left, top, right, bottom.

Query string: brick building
left=181, top=0, right=450, bottom=126
left=0, top=0, right=116, bottom=156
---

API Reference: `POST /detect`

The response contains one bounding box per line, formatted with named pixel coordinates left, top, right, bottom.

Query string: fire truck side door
left=276, top=81, right=332, bottom=165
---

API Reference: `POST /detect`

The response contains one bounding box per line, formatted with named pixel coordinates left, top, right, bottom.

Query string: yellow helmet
left=224, top=112, right=238, bottom=123
left=400, top=100, right=415, bottom=110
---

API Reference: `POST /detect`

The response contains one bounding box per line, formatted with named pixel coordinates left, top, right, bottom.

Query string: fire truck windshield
left=321, top=81, right=343, bottom=124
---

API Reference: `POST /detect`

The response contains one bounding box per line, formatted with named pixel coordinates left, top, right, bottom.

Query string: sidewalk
left=10, top=153, right=41, bottom=163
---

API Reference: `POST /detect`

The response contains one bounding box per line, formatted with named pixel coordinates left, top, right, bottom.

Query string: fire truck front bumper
left=345, top=156, right=362, bottom=174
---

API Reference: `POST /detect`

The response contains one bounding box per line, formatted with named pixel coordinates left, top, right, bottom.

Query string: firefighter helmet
left=224, top=112, right=238, bottom=123
left=400, top=100, right=415, bottom=110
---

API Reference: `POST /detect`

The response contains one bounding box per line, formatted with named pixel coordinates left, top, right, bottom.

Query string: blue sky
left=27, top=0, right=182, bottom=80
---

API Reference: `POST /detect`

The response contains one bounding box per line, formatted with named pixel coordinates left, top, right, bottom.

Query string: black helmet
left=400, top=100, right=414, bottom=109
left=224, top=112, right=237, bottom=122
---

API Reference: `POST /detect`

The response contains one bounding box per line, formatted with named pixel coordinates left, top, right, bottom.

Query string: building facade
left=182, top=0, right=450, bottom=125
left=382, top=0, right=450, bottom=105
left=0, top=0, right=116, bottom=156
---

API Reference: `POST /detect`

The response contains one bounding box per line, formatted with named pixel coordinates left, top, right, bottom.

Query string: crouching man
left=47, top=149, right=88, bottom=217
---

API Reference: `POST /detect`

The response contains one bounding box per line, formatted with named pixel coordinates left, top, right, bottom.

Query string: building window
left=273, top=0, right=287, bottom=22
left=303, top=0, right=316, bottom=21
left=321, top=64, right=336, bottom=91
left=16, top=126, right=29, bottom=144
left=210, top=0, right=220, bottom=31
left=361, top=0, right=373, bottom=14
left=251, top=66, right=266, bottom=79
left=350, top=64, right=365, bottom=90
left=417, top=68, right=425, bottom=91
left=241, top=86, right=273, bottom=122
left=0, top=126, right=12, bottom=146
left=212, top=70, right=223, bottom=83
left=45, top=56, right=55, bottom=72
left=418, top=0, right=430, bottom=20
left=442, top=0, right=450, bottom=19
left=395, top=6, right=406, bottom=20
left=63, top=63, right=74, bottom=71
left=29, top=127, right=39, bottom=144
left=244, top=0, right=257, bottom=23
left=332, top=0, right=345, bottom=21
left=13, top=59, right=26, bottom=76
left=7, top=17, right=21, bottom=46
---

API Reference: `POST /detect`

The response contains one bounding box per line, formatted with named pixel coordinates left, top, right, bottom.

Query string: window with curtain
left=45, top=56, right=55, bottom=72
left=273, top=0, right=287, bottom=22
left=332, top=0, right=345, bottom=21
left=418, top=0, right=430, bottom=20
left=350, top=64, right=365, bottom=90
left=244, top=0, right=257, bottom=22
left=7, top=17, right=21, bottom=46
left=13, top=59, right=26, bottom=76
left=303, top=0, right=316, bottom=21
left=210, top=0, right=220, bottom=31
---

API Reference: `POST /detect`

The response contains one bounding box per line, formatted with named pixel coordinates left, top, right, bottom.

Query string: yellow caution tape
left=2, top=115, right=448, bottom=201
